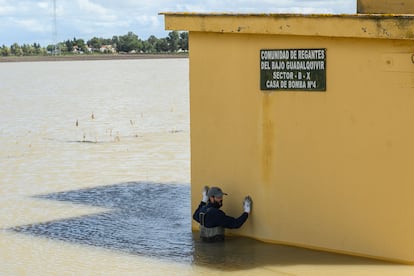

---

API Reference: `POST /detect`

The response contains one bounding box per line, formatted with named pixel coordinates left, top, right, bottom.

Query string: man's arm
left=217, top=210, right=248, bottom=229
left=192, top=186, right=209, bottom=223
left=192, top=201, right=206, bottom=223
left=218, top=196, right=252, bottom=229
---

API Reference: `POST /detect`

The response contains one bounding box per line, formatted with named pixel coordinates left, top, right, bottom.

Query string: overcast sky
left=0, top=0, right=356, bottom=46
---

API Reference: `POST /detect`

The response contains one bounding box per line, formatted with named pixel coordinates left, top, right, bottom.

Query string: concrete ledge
left=161, top=12, right=414, bottom=40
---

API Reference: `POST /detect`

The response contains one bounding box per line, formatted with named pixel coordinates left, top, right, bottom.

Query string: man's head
left=207, top=187, right=227, bottom=208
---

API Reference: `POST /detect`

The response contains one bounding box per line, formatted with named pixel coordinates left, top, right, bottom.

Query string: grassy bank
left=0, top=53, right=188, bottom=63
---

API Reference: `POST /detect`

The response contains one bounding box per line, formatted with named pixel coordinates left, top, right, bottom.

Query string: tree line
left=0, top=31, right=188, bottom=57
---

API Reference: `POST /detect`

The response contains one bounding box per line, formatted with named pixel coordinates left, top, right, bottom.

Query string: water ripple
left=8, top=182, right=389, bottom=272
left=10, top=182, right=194, bottom=263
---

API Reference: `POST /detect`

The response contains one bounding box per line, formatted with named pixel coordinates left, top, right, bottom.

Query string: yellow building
left=162, top=2, right=414, bottom=264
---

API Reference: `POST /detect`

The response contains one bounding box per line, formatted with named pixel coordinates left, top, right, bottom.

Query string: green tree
left=58, top=42, right=67, bottom=54
left=65, top=37, right=86, bottom=53
left=33, top=43, right=45, bottom=55
left=65, top=39, right=74, bottom=52
left=167, top=31, right=180, bottom=52
left=1, top=45, right=10, bottom=56
left=111, top=35, right=119, bottom=50
left=46, top=44, right=55, bottom=53
left=117, top=32, right=142, bottom=53
left=88, top=37, right=102, bottom=51
left=102, top=38, right=112, bottom=45
left=75, top=38, right=88, bottom=52
left=144, top=35, right=158, bottom=53
left=88, top=37, right=109, bottom=52
left=179, top=32, right=188, bottom=51
left=142, top=40, right=155, bottom=53
left=21, top=44, right=37, bottom=56
left=1, top=31, right=191, bottom=57
left=155, top=38, right=169, bottom=53
left=10, top=43, right=23, bottom=56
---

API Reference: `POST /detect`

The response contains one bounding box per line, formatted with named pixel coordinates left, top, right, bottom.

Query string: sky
left=0, top=0, right=356, bottom=47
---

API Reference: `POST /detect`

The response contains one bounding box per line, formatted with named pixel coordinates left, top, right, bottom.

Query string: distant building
left=99, top=45, right=116, bottom=54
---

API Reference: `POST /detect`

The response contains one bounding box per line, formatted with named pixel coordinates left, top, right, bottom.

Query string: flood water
left=1, top=59, right=414, bottom=275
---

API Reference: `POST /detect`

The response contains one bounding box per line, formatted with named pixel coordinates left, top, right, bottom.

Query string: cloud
left=136, top=15, right=161, bottom=28
left=1, top=0, right=356, bottom=46
left=0, top=5, right=15, bottom=16
left=37, top=2, right=49, bottom=10
left=76, top=0, right=107, bottom=14
left=75, top=0, right=117, bottom=20
left=13, top=19, right=50, bottom=33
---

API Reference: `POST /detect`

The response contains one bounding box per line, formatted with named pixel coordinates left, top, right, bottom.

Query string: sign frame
left=260, top=48, right=327, bottom=92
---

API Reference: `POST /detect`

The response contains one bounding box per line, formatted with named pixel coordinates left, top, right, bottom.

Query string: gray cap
left=207, top=187, right=228, bottom=198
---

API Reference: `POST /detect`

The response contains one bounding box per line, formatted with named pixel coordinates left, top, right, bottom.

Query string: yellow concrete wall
left=358, top=0, right=414, bottom=14
left=164, top=13, right=414, bottom=263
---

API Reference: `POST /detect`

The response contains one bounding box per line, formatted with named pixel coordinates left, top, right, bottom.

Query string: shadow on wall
left=8, top=182, right=396, bottom=270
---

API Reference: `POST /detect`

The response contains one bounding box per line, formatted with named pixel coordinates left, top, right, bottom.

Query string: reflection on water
left=9, top=181, right=396, bottom=272
left=11, top=182, right=193, bottom=263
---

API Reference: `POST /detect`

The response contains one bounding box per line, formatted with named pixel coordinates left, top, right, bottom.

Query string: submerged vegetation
left=0, top=31, right=188, bottom=57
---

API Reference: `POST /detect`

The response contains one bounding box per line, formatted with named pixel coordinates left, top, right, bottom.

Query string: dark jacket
left=192, top=201, right=248, bottom=229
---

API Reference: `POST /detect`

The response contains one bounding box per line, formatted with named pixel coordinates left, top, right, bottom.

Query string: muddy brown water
left=1, top=59, right=413, bottom=275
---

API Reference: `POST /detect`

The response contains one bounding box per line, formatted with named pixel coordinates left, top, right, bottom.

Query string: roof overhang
left=161, top=12, right=414, bottom=40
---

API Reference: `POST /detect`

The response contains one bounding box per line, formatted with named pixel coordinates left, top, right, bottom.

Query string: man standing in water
left=192, top=186, right=252, bottom=242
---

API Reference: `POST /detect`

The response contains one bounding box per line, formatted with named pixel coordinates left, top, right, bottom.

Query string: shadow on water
left=9, top=182, right=396, bottom=271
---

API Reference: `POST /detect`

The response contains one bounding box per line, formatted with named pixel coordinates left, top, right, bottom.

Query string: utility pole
left=52, top=0, right=59, bottom=55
